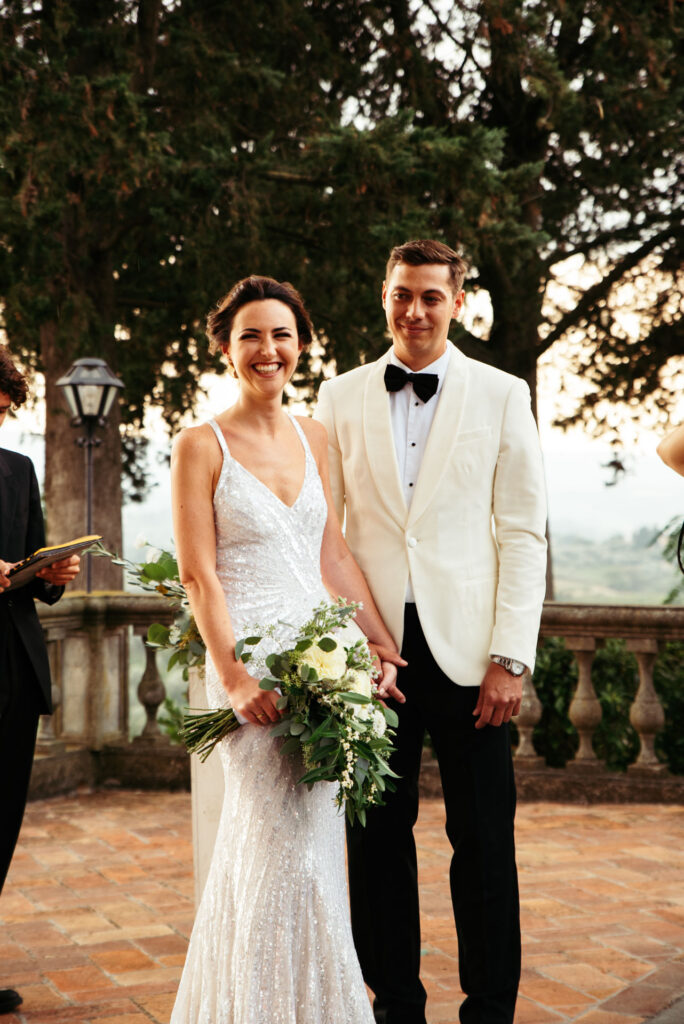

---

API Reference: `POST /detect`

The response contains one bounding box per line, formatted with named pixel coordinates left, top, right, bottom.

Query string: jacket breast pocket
left=449, top=426, right=495, bottom=480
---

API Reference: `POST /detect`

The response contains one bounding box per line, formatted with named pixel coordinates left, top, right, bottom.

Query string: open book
left=4, top=535, right=102, bottom=591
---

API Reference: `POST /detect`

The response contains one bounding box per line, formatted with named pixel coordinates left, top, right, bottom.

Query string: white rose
left=301, top=638, right=347, bottom=681
left=345, top=668, right=372, bottom=699
left=145, top=546, right=162, bottom=563
left=134, top=533, right=148, bottom=549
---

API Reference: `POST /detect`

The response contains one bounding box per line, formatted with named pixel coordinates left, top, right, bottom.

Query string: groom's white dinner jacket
left=314, top=342, right=548, bottom=687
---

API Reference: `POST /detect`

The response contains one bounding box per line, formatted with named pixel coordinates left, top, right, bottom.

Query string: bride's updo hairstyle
left=206, top=275, right=314, bottom=355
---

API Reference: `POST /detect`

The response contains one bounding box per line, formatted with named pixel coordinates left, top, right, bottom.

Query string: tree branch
left=537, top=226, right=678, bottom=355
left=542, top=213, right=675, bottom=271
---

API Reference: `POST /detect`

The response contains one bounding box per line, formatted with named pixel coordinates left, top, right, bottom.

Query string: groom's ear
left=451, top=289, right=465, bottom=319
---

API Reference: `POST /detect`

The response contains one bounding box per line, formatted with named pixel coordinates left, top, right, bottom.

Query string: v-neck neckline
left=217, top=415, right=309, bottom=511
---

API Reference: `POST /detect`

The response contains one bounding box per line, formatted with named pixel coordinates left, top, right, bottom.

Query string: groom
left=314, top=239, right=547, bottom=1024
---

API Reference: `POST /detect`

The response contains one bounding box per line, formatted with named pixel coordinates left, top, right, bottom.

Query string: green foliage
left=531, top=637, right=683, bottom=774
left=532, top=637, right=578, bottom=767
left=653, top=642, right=684, bottom=775
left=157, top=696, right=185, bottom=745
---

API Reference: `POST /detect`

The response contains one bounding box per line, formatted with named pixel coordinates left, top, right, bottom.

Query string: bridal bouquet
left=182, top=598, right=399, bottom=826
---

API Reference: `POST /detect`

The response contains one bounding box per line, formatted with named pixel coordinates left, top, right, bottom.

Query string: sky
left=2, top=368, right=682, bottom=563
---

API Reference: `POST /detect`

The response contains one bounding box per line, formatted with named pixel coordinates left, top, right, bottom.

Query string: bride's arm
left=170, top=426, right=281, bottom=725
left=298, top=418, right=406, bottom=702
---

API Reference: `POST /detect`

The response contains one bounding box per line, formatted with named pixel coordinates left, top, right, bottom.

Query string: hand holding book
left=3, top=535, right=100, bottom=592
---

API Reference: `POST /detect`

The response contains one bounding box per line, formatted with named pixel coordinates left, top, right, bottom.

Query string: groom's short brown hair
left=386, top=240, right=468, bottom=294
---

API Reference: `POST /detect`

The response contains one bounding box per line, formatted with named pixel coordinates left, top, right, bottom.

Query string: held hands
left=222, top=661, right=282, bottom=727
left=473, top=661, right=523, bottom=729
left=37, top=554, right=81, bottom=587
left=368, top=643, right=407, bottom=703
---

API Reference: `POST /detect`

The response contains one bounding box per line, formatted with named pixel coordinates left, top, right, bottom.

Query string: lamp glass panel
left=101, top=386, right=117, bottom=418
left=78, top=384, right=104, bottom=417
left=62, top=385, right=80, bottom=420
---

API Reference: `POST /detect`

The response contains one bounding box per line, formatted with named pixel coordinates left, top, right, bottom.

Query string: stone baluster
left=566, top=637, right=601, bottom=764
left=514, top=669, right=544, bottom=762
left=627, top=638, right=665, bottom=771
left=35, top=632, right=66, bottom=754
left=133, top=634, right=169, bottom=744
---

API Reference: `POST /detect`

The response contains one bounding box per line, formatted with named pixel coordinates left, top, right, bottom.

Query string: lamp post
left=56, top=358, right=124, bottom=592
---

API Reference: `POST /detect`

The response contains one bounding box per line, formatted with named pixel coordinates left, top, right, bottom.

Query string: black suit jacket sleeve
left=0, top=448, right=64, bottom=714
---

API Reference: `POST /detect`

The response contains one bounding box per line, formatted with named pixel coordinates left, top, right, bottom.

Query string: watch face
left=510, top=660, right=526, bottom=676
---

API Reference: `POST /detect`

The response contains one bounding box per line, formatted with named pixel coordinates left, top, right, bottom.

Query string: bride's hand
left=222, top=665, right=281, bottom=726
left=368, top=644, right=407, bottom=703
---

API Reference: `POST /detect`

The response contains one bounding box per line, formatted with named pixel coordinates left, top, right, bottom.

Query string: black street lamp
left=56, top=358, right=124, bottom=592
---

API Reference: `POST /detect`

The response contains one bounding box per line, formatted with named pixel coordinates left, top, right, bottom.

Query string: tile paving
left=0, top=791, right=683, bottom=1024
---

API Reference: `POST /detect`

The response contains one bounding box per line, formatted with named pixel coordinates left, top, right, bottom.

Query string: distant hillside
left=551, top=526, right=682, bottom=606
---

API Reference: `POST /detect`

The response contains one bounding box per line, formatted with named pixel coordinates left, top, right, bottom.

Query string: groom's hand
left=473, top=663, right=522, bottom=729
left=369, top=644, right=407, bottom=703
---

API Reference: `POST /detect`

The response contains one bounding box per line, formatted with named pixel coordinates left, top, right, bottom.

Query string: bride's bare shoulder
left=172, top=423, right=221, bottom=465
left=294, top=415, right=327, bottom=449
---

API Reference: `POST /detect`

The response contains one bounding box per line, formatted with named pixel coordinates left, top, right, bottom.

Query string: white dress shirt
left=388, top=346, right=451, bottom=601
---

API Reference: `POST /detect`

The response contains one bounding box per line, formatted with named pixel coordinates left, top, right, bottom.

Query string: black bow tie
left=384, top=363, right=439, bottom=403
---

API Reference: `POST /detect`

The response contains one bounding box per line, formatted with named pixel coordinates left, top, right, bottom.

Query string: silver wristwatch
left=490, top=655, right=526, bottom=676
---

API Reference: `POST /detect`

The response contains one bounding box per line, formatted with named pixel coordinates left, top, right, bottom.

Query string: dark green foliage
left=532, top=637, right=579, bottom=767
left=654, top=642, right=684, bottom=775
left=591, top=641, right=640, bottom=772
left=157, top=696, right=185, bottom=745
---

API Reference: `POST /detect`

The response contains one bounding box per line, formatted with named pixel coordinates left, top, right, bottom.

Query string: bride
left=169, top=275, right=405, bottom=1024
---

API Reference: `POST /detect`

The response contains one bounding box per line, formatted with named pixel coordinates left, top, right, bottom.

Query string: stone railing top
left=540, top=601, right=684, bottom=643
left=37, top=591, right=177, bottom=632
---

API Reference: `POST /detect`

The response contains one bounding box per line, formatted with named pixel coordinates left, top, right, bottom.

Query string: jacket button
left=407, top=537, right=417, bottom=548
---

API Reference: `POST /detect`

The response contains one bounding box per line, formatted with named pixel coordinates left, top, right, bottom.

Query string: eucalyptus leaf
left=147, top=623, right=170, bottom=645
left=269, top=719, right=293, bottom=737
left=383, top=706, right=399, bottom=728
left=279, top=736, right=301, bottom=756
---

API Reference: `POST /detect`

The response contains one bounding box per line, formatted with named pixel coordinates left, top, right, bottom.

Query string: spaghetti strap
left=208, top=419, right=230, bottom=458
left=288, top=414, right=314, bottom=463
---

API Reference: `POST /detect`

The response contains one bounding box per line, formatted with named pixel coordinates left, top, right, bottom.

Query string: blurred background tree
left=1, top=0, right=681, bottom=583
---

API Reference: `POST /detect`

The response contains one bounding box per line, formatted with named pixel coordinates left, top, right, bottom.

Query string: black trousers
left=347, top=604, right=520, bottom=1024
left=0, top=634, right=42, bottom=896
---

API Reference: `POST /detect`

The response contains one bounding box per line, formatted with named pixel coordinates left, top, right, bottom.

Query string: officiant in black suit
left=0, top=347, right=80, bottom=1016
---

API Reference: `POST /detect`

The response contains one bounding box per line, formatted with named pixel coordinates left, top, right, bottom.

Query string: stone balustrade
left=31, top=595, right=684, bottom=802
left=31, top=591, right=186, bottom=798
left=511, top=603, right=684, bottom=802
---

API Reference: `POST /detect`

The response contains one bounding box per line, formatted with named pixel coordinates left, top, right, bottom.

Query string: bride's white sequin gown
left=170, top=418, right=374, bottom=1024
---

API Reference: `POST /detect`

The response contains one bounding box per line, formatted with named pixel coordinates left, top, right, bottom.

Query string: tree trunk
left=42, top=330, right=123, bottom=592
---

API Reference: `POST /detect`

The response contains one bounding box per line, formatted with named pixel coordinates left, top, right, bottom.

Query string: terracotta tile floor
left=1, top=792, right=683, bottom=1023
